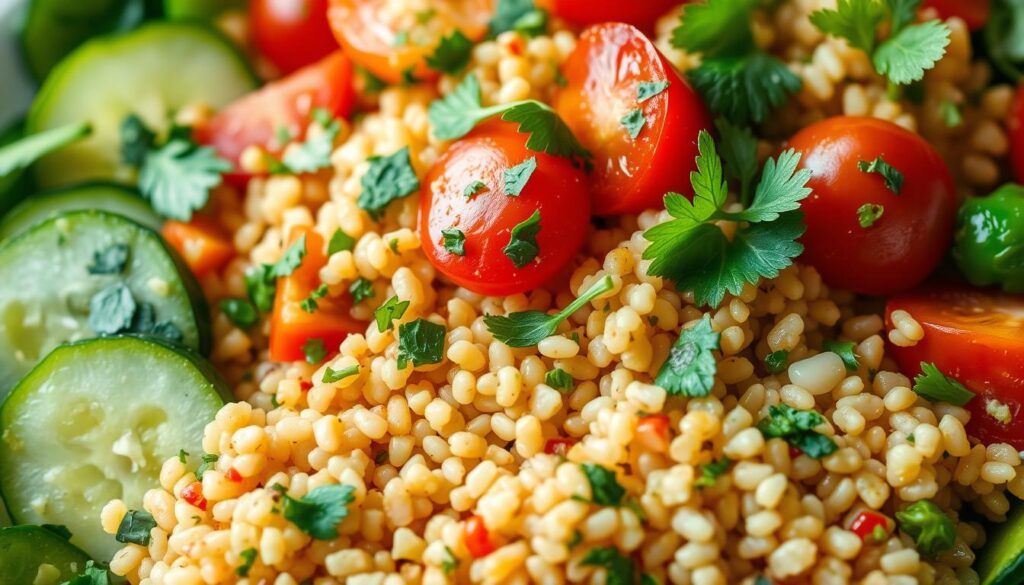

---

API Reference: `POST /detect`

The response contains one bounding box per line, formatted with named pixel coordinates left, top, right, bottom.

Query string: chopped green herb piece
left=940, top=99, right=963, bottom=128
left=463, top=180, right=487, bottom=199
left=273, top=234, right=308, bottom=278
left=357, top=147, right=420, bottom=219
left=88, top=283, right=137, bottom=335
left=637, top=80, right=670, bottom=103
left=178, top=449, right=189, bottom=464
left=116, top=510, right=156, bottom=545
left=236, top=547, right=258, bottom=577
left=302, top=338, right=328, bottom=364
left=277, top=484, right=355, bottom=540
left=328, top=228, right=356, bottom=255
left=350, top=277, right=375, bottom=304
left=641, top=574, right=661, bottom=585
left=895, top=499, right=955, bottom=557
left=858, top=156, right=905, bottom=194
left=139, top=139, right=231, bottom=221
left=274, top=126, right=293, bottom=147
left=323, top=364, right=359, bottom=384
left=120, top=115, right=156, bottom=166
left=489, top=0, right=538, bottom=36
left=757, top=404, right=838, bottom=459
left=858, top=203, right=885, bottom=228
left=388, top=238, right=399, bottom=254
left=426, top=30, right=474, bottom=74
left=873, top=19, right=951, bottom=85
left=483, top=275, right=613, bottom=347
left=282, top=113, right=341, bottom=174
left=375, top=295, right=411, bottom=332
left=764, top=350, right=789, bottom=374
left=580, top=546, right=635, bottom=585
left=442, top=227, right=466, bottom=256
left=913, top=362, right=975, bottom=406
left=245, top=264, right=277, bottom=312
left=695, top=456, right=732, bottom=488
left=221, top=298, right=259, bottom=328
left=397, top=318, right=447, bottom=368
left=503, top=209, right=542, bottom=268
left=620, top=109, right=646, bottom=139
left=196, top=453, right=218, bottom=479
left=567, top=530, right=583, bottom=548
left=907, top=433, right=916, bottom=444
left=300, top=284, right=329, bottom=313
left=63, top=560, right=111, bottom=585
left=441, top=545, right=459, bottom=575
left=580, top=463, right=625, bottom=506
left=545, top=367, right=574, bottom=391
left=823, top=339, right=859, bottom=371
left=357, top=66, right=388, bottom=93
left=513, top=8, right=548, bottom=36
left=655, top=315, right=721, bottom=397
left=88, top=243, right=130, bottom=275
left=504, top=156, right=537, bottom=196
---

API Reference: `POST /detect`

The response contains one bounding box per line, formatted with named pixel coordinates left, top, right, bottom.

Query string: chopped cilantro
left=654, top=315, right=720, bottom=397
left=62, top=560, right=111, bottom=585
left=396, top=319, right=446, bottom=368
left=764, top=350, right=789, bottom=374
left=302, top=338, right=328, bottom=364
left=512, top=7, right=548, bottom=36
left=637, top=80, right=670, bottom=103
left=620, top=109, right=646, bottom=139
left=757, top=404, right=838, bottom=459
left=873, top=19, right=951, bottom=85
left=300, top=284, right=329, bottom=313
left=940, top=100, right=962, bottom=128
left=196, top=453, right=218, bottom=479
left=580, top=546, right=635, bottom=585
left=115, top=510, right=156, bottom=545
left=581, top=463, right=625, bottom=506
left=357, top=147, right=420, bottom=219
left=913, top=362, right=975, bottom=406
left=374, top=295, right=411, bottom=332
left=504, top=156, right=538, bottom=196
left=483, top=275, right=613, bottom=347
left=489, top=0, right=538, bottom=36
left=282, top=113, right=341, bottom=173
left=276, top=483, right=355, bottom=540
left=858, top=203, right=885, bottom=228
left=88, top=243, right=130, bottom=275
left=236, top=547, right=258, bottom=577
left=88, top=283, right=137, bottom=335
left=441, top=227, right=466, bottom=256
left=328, top=228, right=356, bottom=255
left=245, top=264, right=277, bottom=312
left=823, top=339, right=859, bottom=371
left=273, top=234, right=308, bottom=278
left=221, top=298, right=259, bottom=328
left=503, top=210, right=542, bottom=268
left=441, top=545, right=459, bottom=575
left=349, top=277, right=375, bottom=304
left=545, top=367, right=574, bottom=391
left=694, top=456, right=731, bottom=488
left=322, top=364, right=359, bottom=384
left=177, top=449, right=189, bottom=464
left=138, top=138, right=231, bottom=221
left=858, top=156, right=905, bottom=194
left=120, top=115, right=156, bottom=166
left=463, top=180, right=487, bottom=199
left=425, top=30, right=474, bottom=74
left=895, top=499, right=955, bottom=557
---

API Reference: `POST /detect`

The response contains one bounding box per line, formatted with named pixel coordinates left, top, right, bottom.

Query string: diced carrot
left=161, top=216, right=235, bottom=277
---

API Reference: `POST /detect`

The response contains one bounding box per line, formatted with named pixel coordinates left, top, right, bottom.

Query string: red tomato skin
left=1010, top=84, right=1024, bottom=184
left=463, top=516, right=496, bottom=558
left=849, top=510, right=892, bottom=541
left=251, top=0, right=339, bottom=74
left=419, top=120, right=591, bottom=296
left=181, top=482, right=208, bottom=511
left=886, top=288, right=1024, bottom=448
left=538, top=0, right=686, bottom=32
left=197, top=51, right=355, bottom=169
left=787, top=116, right=957, bottom=296
left=555, top=22, right=711, bottom=216
left=923, top=0, right=990, bottom=31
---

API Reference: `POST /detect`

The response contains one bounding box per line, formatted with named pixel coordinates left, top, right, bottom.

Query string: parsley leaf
left=442, top=227, right=466, bottom=256
left=822, top=339, right=859, bottom=371
left=688, top=53, right=803, bottom=127
left=545, top=367, right=574, bottom=391
left=504, top=156, right=537, bottom=196
left=88, top=283, right=137, bottom=335
left=695, top=456, right=732, bottom=488
left=273, top=234, right=308, bottom=278
left=245, top=264, right=277, bottom=312
left=463, top=180, right=487, bottom=199
left=357, top=147, right=420, bottom=219
left=489, top=0, right=538, bottom=36
left=277, top=483, right=355, bottom=540
left=397, top=318, right=446, bottom=368
left=873, top=20, right=951, bottom=85
left=895, top=499, right=956, bottom=557
left=655, top=315, right=720, bottom=397
left=503, top=209, right=542, bottom=268
left=115, top=510, right=156, bottom=545
left=726, top=149, right=812, bottom=223
left=858, top=203, right=885, bottom=227
left=349, top=277, right=375, bottom=304
left=221, top=298, right=259, bottom=328
left=913, top=362, right=975, bottom=406
left=0, top=121, right=91, bottom=178
left=282, top=114, right=341, bottom=173
left=714, top=117, right=759, bottom=206
left=637, top=80, right=670, bottom=102
left=236, top=547, right=258, bottom=577
left=581, top=463, right=625, bottom=506
left=62, top=561, right=111, bottom=585
left=196, top=453, right=218, bottom=479
left=886, top=0, right=921, bottom=34
left=374, top=295, right=410, bottom=332
left=672, top=0, right=756, bottom=56
left=139, top=140, right=231, bottom=220
left=757, top=404, right=838, bottom=459
left=426, top=30, right=473, bottom=74
left=858, top=156, right=905, bottom=194
left=580, top=546, right=636, bottom=585
left=88, top=243, right=130, bottom=275
left=301, top=283, right=329, bottom=313
left=809, top=0, right=886, bottom=54
left=328, top=228, right=356, bottom=255
left=764, top=350, right=789, bottom=374
left=620, top=109, right=646, bottom=139
left=484, top=275, right=613, bottom=347
left=323, top=364, right=359, bottom=384
left=302, top=338, right=328, bottom=364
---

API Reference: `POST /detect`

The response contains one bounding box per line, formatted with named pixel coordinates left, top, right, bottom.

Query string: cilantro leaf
left=88, top=283, right=137, bottom=335
left=463, top=180, right=487, bottom=199
left=115, top=510, right=156, bottom=545
left=375, top=295, right=410, bottom=332
left=714, top=117, right=759, bottom=206
left=357, top=147, right=420, bottom=219
left=139, top=140, right=230, bottom=220
left=672, top=0, right=757, bottom=56
left=483, top=275, right=613, bottom=347
left=236, top=548, right=258, bottom=577
left=620, top=109, right=646, bottom=139
left=0, top=121, right=91, bottom=178
left=349, top=277, right=375, bottom=304
left=637, top=80, right=670, bottom=103
left=858, top=203, right=885, bottom=227
left=757, top=404, right=838, bottom=459
left=397, top=318, right=446, bottom=368
left=88, top=243, right=130, bottom=275
left=913, top=362, right=975, bottom=406
left=822, top=339, right=859, bottom=371
left=687, top=53, right=803, bottom=126
left=442, top=227, right=466, bottom=256
left=425, top=30, right=474, bottom=74
left=655, top=314, right=720, bottom=397
left=245, top=264, right=277, bottom=312
left=277, top=483, right=355, bottom=540
left=273, top=234, right=307, bottom=278
left=328, top=228, right=356, bottom=255
left=545, top=367, right=574, bottom=391
left=301, top=283, right=329, bottom=313
left=504, top=156, right=537, bottom=196
left=196, top=453, right=218, bottom=479
left=764, top=350, right=789, bottom=374
left=503, top=209, right=541, bottom=268
left=858, top=156, right=905, bottom=194
left=120, top=115, right=156, bottom=167
left=580, top=546, right=636, bottom=585
left=282, top=115, right=340, bottom=173
left=808, top=0, right=887, bottom=54
left=221, top=298, right=259, bottom=328
left=500, top=101, right=590, bottom=161
left=62, top=561, right=111, bottom=585
left=895, top=499, right=956, bottom=557
left=886, top=0, right=922, bottom=34
left=489, top=0, right=537, bottom=36
left=695, top=456, right=732, bottom=488
left=725, top=149, right=811, bottom=223
left=874, top=20, right=950, bottom=85
left=302, top=338, right=328, bottom=364
left=428, top=74, right=497, bottom=140
left=441, top=545, right=460, bottom=575
left=580, top=463, right=625, bottom=506
left=323, top=364, right=359, bottom=384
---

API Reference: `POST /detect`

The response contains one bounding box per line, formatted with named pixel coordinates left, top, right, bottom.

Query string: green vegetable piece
left=282, top=113, right=341, bottom=173
left=858, top=203, right=885, bottom=228
left=489, top=0, right=539, bottom=36
left=374, top=295, right=411, bottom=332
left=757, top=404, right=838, bottom=459
left=357, top=147, right=420, bottom=219
left=397, top=318, right=446, bottom=368
left=545, top=367, right=574, bottom=391
left=139, top=139, right=231, bottom=221
left=764, top=350, right=789, bottom=374
left=300, top=284, right=329, bottom=313
left=895, top=500, right=956, bottom=557
left=580, top=463, right=625, bottom=506
left=88, top=243, right=130, bottom=275
left=302, top=338, right=328, bottom=364
left=463, top=180, right=487, bottom=199
left=442, top=228, right=466, bottom=256
left=694, top=456, right=732, bottom=488
left=913, top=362, right=975, bottom=406
left=503, top=210, right=542, bottom=268
left=426, top=30, right=474, bottom=74
left=504, top=156, right=537, bottom=196
left=63, top=560, right=111, bottom=585
left=822, top=339, right=859, bottom=371
left=858, top=156, right=905, bottom=194
left=483, top=275, right=613, bottom=347
left=580, top=546, right=636, bottom=585
left=654, top=315, right=720, bottom=397
left=277, top=483, right=355, bottom=540
left=350, top=277, right=375, bottom=304
left=323, top=364, right=359, bottom=384
left=88, top=283, right=137, bottom=335
left=236, top=547, right=257, bottom=577
left=953, top=184, right=1024, bottom=293
left=273, top=235, right=308, bottom=277
left=328, top=228, right=356, bottom=255
left=221, top=298, right=259, bottom=328
left=637, top=80, right=670, bottom=103
left=115, top=510, right=156, bottom=545
left=620, top=109, right=646, bottom=140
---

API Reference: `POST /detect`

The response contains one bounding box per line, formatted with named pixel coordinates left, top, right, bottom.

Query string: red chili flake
left=849, top=510, right=893, bottom=543
left=225, top=467, right=243, bottom=482
left=544, top=438, right=576, bottom=456
left=181, top=481, right=207, bottom=511
left=300, top=381, right=313, bottom=391
left=464, top=515, right=496, bottom=558
left=789, top=446, right=802, bottom=459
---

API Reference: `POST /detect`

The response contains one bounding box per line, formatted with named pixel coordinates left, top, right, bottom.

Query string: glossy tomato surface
left=537, top=0, right=686, bottom=32
left=419, top=119, right=590, bottom=296
left=1011, top=84, right=1024, bottom=184
left=197, top=51, right=355, bottom=170
left=328, top=0, right=491, bottom=84
left=923, top=0, right=990, bottom=31
left=554, top=22, right=710, bottom=216
left=251, top=0, right=339, bottom=74
left=787, top=116, right=957, bottom=296
left=886, top=287, right=1024, bottom=448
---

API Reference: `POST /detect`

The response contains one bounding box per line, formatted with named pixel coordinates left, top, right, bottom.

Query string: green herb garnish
left=545, top=367, right=574, bottom=391
left=88, top=283, right=137, bottom=335
left=654, top=314, right=720, bottom=397
left=823, top=339, right=859, bottom=371
left=275, top=484, right=355, bottom=540
left=483, top=275, right=613, bottom=347
left=426, top=30, right=473, bottom=74
left=858, top=156, right=905, bottom=194
left=858, top=203, right=885, bottom=227
left=115, top=510, right=156, bottom=545
left=580, top=463, right=625, bottom=506
left=302, top=338, right=328, bottom=364
left=357, top=146, right=420, bottom=219
left=757, top=404, right=838, bottom=459
left=374, top=295, right=410, bottom=332
left=764, top=350, right=789, bottom=374
left=503, top=209, right=542, bottom=268
left=620, top=109, right=646, bottom=139
left=328, top=228, right=356, bottom=255
left=442, top=227, right=466, bottom=256
left=396, top=319, right=446, bottom=368
left=504, top=156, right=537, bottom=196
left=580, top=546, right=636, bottom=585
left=300, top=284, right=329, bottom=313
left=349, top=277, right=375, bottom=304
left=637, top=80, right=670, bottom=102
left=221, top=298, right=259, bottom=328
left=913, top=362, right=975, bottom=406
left=322, top=364, right=359, bottom=384
left=87, top=243, right=129, bottom=275
left=694, top=456, right=732, bottom=488
left=236, top=548, right=258, bottom=577
left=895, top=499, right=956, bottom=557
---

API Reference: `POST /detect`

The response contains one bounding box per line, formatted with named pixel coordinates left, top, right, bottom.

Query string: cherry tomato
left=537, top=0, right=686, bottom=33
left=849, top=510, right=893, bottom=542
left=197, top=51, right=355, bottom=172
left=328, top=0, right=491, bottom=84
left=554, top=22, right=711, bottom=216
left=787, top=116, right=957, bottom=296
left=251, top=0, right=339, bottom=74
left=463, top=515, right=496, bottom=558
left=1010, top=84, right=1024, bottom=184
left=886, top=287, right=1024, bottom=449
left=161, top=217, right=235, bottom=278
left=635, top=414, right=670, bottom=452
left=270, top=228, right=366, bottom=362
left=419, top=119, right=590, bottom=296
left=923, top=0, right=990, bottom=31
left=181, top=482, right=208, bottom=511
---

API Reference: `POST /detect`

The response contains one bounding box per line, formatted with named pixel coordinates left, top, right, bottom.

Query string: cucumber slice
left=0, top=210, right=210, bottom=395
left=28, top=22, right=257, bottom=189
left=0, top=336, right=230, bottom=562
left=19, top=0, right=145, bottom=82
left=0, top=182, right=161, bottom=240
left=979, top=502, right=1024, bottom=585
left=165, top=0, right=244, bottom=21
left=0, top=525, right=92, bottom=585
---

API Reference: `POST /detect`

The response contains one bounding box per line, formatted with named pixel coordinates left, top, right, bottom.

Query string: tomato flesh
left=161, top=217, right=235, bottom=278
left=463, top=515, right=496, bottom=558
left=635, top=414, right=670, bottom=452
left=787, top=116, right=957, bottom=296
left=555, top=22, right=711, bottom=216
left=886, top=287, right=1024, bottom=448
left=250, top=0, right=339, bottom=74
left=181, top=482, right=208, bottom=511
left=1011, top=84, right=1024, bottom=185
left=849, top=510, right=893, bottom=542
left=419, top=119, right=590, bottom=296
left=537, top=0, right=686, bottom=32
left=923, top=0, right=991, bottom=31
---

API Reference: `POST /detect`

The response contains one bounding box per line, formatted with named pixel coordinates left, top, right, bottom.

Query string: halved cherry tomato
left=635, top=414, right=670, bottom=453
left=554, top=22, right=711, bottom=216
left=787, top=116, right=957, bottom=296
left=537, top=0, right=687, bottom=33
left=419, top=119, right=590, bottom=296
left=1010, top=84, right=1024, bottom=184
left=327, top=0, right=491, bottom=84
left=181, top=482, right=208, bottom=511
left=197, top=51, right=355, bottom=172
left=463, top=515, right=496, bottom=558
left=849, top=510, right=893, bottom=542
left=923, top=0, right=990, bottom=31
left=251, top=0, right=339, bottom=74
left=886, top=287, right=1024, bottom=448
left=270, top=228, right=365, bottom=362
left=161, top=217, right=235, bottom=278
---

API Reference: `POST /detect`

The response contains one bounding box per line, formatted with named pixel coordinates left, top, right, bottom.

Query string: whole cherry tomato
left=419, top=119, right=590, bottom=296
left=923, top=0, right=991, bottom=31
left=787, top=116, right=957, bottom=296
left=328, top=0, right=491, bottom=84
left=536, top=0, right=686, bottom=32
left=1010, top=84, right=1024, bottom=184
left=250, top=0, right=339, bottom=74
left=886, top=287, right=1024, bottom=449
left=554, top=22, right=710, bottom=216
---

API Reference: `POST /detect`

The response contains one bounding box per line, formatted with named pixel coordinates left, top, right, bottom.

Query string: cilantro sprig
left=274, top=483, right=355, bottom=540
left=654, top=315, right=720, bottom=397
left=757, top=404, right=838, bottom=459
left=913, top=362, right=975, bottom=406
left=642, top=130, right=812, bottom=308
left=483, top=275, right=613, bottom=347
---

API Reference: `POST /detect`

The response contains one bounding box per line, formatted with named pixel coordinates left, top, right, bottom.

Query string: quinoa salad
left=2, top=0, right=1024, bottom=584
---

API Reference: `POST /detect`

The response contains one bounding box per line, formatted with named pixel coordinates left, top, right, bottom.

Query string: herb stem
left=560, top=275, right=615, bottom=319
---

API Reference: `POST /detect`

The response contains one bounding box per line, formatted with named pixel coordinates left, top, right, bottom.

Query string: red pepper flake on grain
left=181, top=481, right=208, bottom=510
left=849, top=510, right=893, bottom=542
left=464, top=515, right=496, bottom=558
left=300, top=380, right=313, bottom=391
left=544, top=438, right=576, bottom=456
left=226, top=467, right=243, bottom=482
left=789, top=446, right=802, bottom=459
